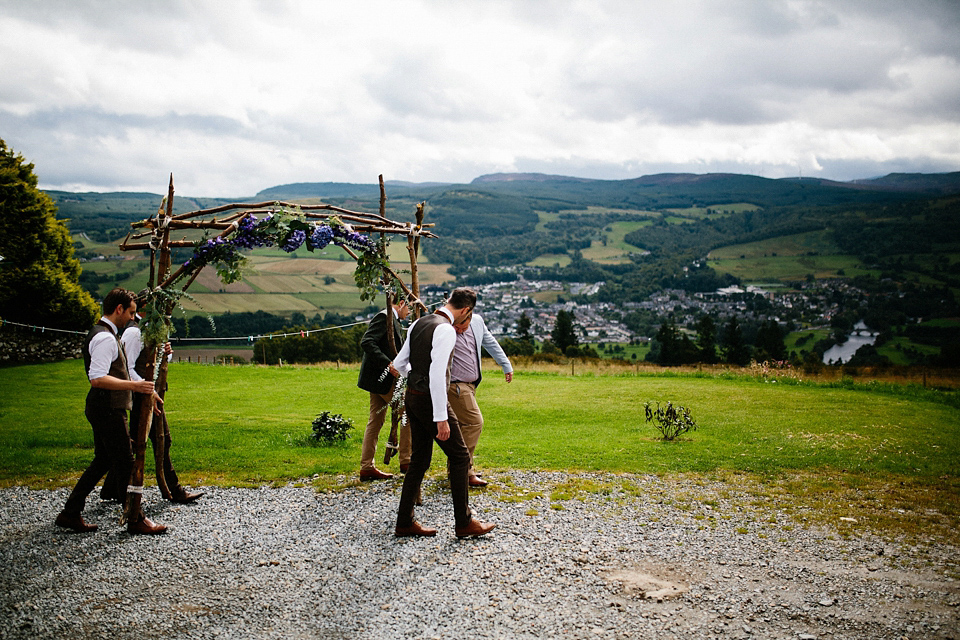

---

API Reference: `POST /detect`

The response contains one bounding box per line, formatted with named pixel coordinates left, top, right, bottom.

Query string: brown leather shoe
left=359, top=468, right=393, bottom=481
left=455, top=518, right=496, bottom=538
left=395, top=521, right=438, bottom=537
left=171, top=489, right=204, bottom=503
left=127, top=516, right=167, bottom=535
left=468, top=475, right=488, bottom=487
left=55, top=512, right=98, bottom=533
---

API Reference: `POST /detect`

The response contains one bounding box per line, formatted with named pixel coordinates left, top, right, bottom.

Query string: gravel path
left=1, top=471, right=957, bottom=639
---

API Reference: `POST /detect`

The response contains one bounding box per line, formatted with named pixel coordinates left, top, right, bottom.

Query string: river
left=821, top=321, right=878, bottom=364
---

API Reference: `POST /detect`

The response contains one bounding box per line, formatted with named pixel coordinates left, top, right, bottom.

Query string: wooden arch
left=116, top=174, right=435, bottom=523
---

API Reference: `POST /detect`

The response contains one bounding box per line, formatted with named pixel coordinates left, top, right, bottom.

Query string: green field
left=3, top=361, right=957, bottom=485
left=708, top=230, right=881, bottom=282
left=73, top=233, right=452, bottom=317
left=666, top=203, right=761, bottom=219
left=4, top=361, right=958, bottom=541
left=530, top=209, right=654, bottom=266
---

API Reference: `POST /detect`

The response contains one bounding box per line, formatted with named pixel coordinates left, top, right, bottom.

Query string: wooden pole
left=126, top=174, right=175, bottom=525
left=125, top=346, right=156, bottom=525
left=407, top=202, right=425, bottom=319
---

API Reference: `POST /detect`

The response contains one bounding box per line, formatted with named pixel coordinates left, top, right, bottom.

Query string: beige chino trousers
left=360, top=391, right=410, bottom=470
left=447, top=381, right=484, bottom=477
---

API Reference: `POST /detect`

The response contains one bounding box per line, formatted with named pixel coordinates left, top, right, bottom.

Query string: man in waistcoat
left=390, top=288, right=496, bottom=538
left=356, top=297, right=411, bottom=480
left=118, top=294, right=203, bottom=503
left=55, top=288, right=167, bottom=535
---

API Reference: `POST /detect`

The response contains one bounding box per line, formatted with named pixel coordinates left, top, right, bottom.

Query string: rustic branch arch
left=117, top=174, right=434, bottom=523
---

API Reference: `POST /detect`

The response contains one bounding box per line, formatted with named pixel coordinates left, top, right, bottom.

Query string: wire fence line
left=0, top=297, right=447, bottom=345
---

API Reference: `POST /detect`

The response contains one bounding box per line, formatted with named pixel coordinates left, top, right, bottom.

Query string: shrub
left=310, top=411, right=354, bottom=445
left=643, top=401, right=698, bottom=441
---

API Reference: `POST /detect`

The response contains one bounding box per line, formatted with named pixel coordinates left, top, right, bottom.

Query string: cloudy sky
left=2, top=0, right=959, bottom=197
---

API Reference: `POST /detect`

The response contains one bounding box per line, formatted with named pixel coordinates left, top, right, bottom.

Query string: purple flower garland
left=185, top=214, right=378, bottom=271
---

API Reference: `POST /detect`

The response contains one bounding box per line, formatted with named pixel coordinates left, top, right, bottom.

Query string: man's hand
left=388, top=363, right=400, bottom=378
left=505, top=372, right=513, bottom=383
left=436, top=420, right=450, bottom=441
left=163, top=342, right=173, bottom=356
left=133, top=380, right=155, bottom=395
left=152, top=391, right=164, bottom=415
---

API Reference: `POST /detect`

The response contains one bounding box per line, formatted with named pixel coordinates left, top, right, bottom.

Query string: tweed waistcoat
left=407, top=312, right=451, bottom=395
left=83, top=320, right=133, bottom=410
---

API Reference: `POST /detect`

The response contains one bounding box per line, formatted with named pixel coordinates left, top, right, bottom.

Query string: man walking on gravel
left=55, top=288, right=167, bottom=535
left=390, top=288, right=496, bottom=539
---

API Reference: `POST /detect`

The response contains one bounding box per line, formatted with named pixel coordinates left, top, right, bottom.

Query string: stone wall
left=0, top=326, right=84, bottom=365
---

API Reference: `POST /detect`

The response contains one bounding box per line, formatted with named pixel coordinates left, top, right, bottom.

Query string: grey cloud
left=3, top=107, right=247, bottom=139
left=558, top=1, right=958, bottom=127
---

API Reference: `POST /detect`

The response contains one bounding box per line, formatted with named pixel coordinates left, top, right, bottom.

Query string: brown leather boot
left=55, top=512, right=98, bottom=533
left=127, top=516, right=167, bottom=535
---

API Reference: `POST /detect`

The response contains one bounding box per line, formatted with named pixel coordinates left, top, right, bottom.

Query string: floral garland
left=183, top=208, right=391, bottom=301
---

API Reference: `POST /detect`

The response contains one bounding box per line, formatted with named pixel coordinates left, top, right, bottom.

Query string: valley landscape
left=50, top=170, right=960, bottom=369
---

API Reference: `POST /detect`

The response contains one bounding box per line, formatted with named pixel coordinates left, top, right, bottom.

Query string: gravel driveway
left=1, top=471, right=957, bottom=639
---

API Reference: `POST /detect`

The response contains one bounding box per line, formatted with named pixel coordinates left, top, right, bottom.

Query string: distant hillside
left=472, top=172, right=596, bottom=184
left=460, top=172, right=941, bottom=209
left=45, top=171, right=960, bottom=287
left=849, top=172, right=960, bottom=195
left=254, top=182, right=384, bottom=200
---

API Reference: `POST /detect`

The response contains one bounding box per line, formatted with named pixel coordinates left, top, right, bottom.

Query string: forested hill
left=47, top=171, right=960, bottom=302
left=48, top=170, right=960, bottom=240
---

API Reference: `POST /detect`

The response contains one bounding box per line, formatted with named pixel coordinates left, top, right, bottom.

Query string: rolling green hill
left=47, top=171, right=960, bottom=306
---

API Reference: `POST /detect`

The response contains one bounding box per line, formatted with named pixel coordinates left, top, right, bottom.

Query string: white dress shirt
left=393, top=308, right=456, bottom=422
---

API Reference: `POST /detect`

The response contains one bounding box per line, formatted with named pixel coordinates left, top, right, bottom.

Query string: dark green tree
left=694, top=315, right=719, bottom=364
left=653, top=320, right=698, bottom=365
left=517, top=312, right=533, bottom=343
left=0, top=140, right=98, bottom=329
left=550, top=309, right=579, bottom=353
left=754, top=319, right=787, bottom=362
left=720, top=316, right=751, bottom=366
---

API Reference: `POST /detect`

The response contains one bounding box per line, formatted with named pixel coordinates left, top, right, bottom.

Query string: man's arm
left=477, top=317, right=514, bottom=379
left=428, top=324, right=456, bottom=424
left=390, top=319, right=416, bottom=378
left=90, top=330, right=156, bottom=395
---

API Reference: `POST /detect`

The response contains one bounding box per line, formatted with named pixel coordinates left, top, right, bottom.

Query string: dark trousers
left=100, top=393, right=183, bottom=501
left=396, top=392, right=472, bottom=529
left=101, top=393, right=182, bottom=500
left=63, top=403, right=134, bottom=516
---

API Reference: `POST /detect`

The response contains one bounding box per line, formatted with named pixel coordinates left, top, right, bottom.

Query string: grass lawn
left=3, top=360, right=958, bottom=542
left=2, top=360, right=957, bottom=484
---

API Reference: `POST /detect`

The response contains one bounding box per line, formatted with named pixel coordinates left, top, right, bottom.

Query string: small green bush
left=310, top=411, right=354, bottom=446
left=643, top=401, right=698, bottom=441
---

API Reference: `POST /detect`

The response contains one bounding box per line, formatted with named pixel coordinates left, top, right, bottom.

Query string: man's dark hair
left=102, top=288, right=135, bottom=314
left=134, top=288, right=152, bottom=307
left=448, top=287, right=477, bottom=310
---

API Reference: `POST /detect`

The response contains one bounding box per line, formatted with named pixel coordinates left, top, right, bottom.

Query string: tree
left=720, top=316, right=751, bottom=366
left=0, top=139, right=98, bottom=329
left=517, top=312, right=533, bottom=344
left=754, top=319, right=787, bottom=362
left=550, top=309, right=579, bottom=353
left=653, top=320, right=698, bottom=365
left=695, top=315, right=719, bottom=364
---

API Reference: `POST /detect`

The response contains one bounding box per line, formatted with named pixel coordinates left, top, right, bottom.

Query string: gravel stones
left=1, top=471, right=958, bottom=639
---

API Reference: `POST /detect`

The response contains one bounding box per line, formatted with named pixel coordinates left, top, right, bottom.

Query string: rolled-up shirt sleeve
left=120, top=326, right=144, bottom=382
left=88, top=331, right=118, bottom=381
left=429, top=324, right=456, bottom=421
left=392, top=322, right=414, bottom=378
